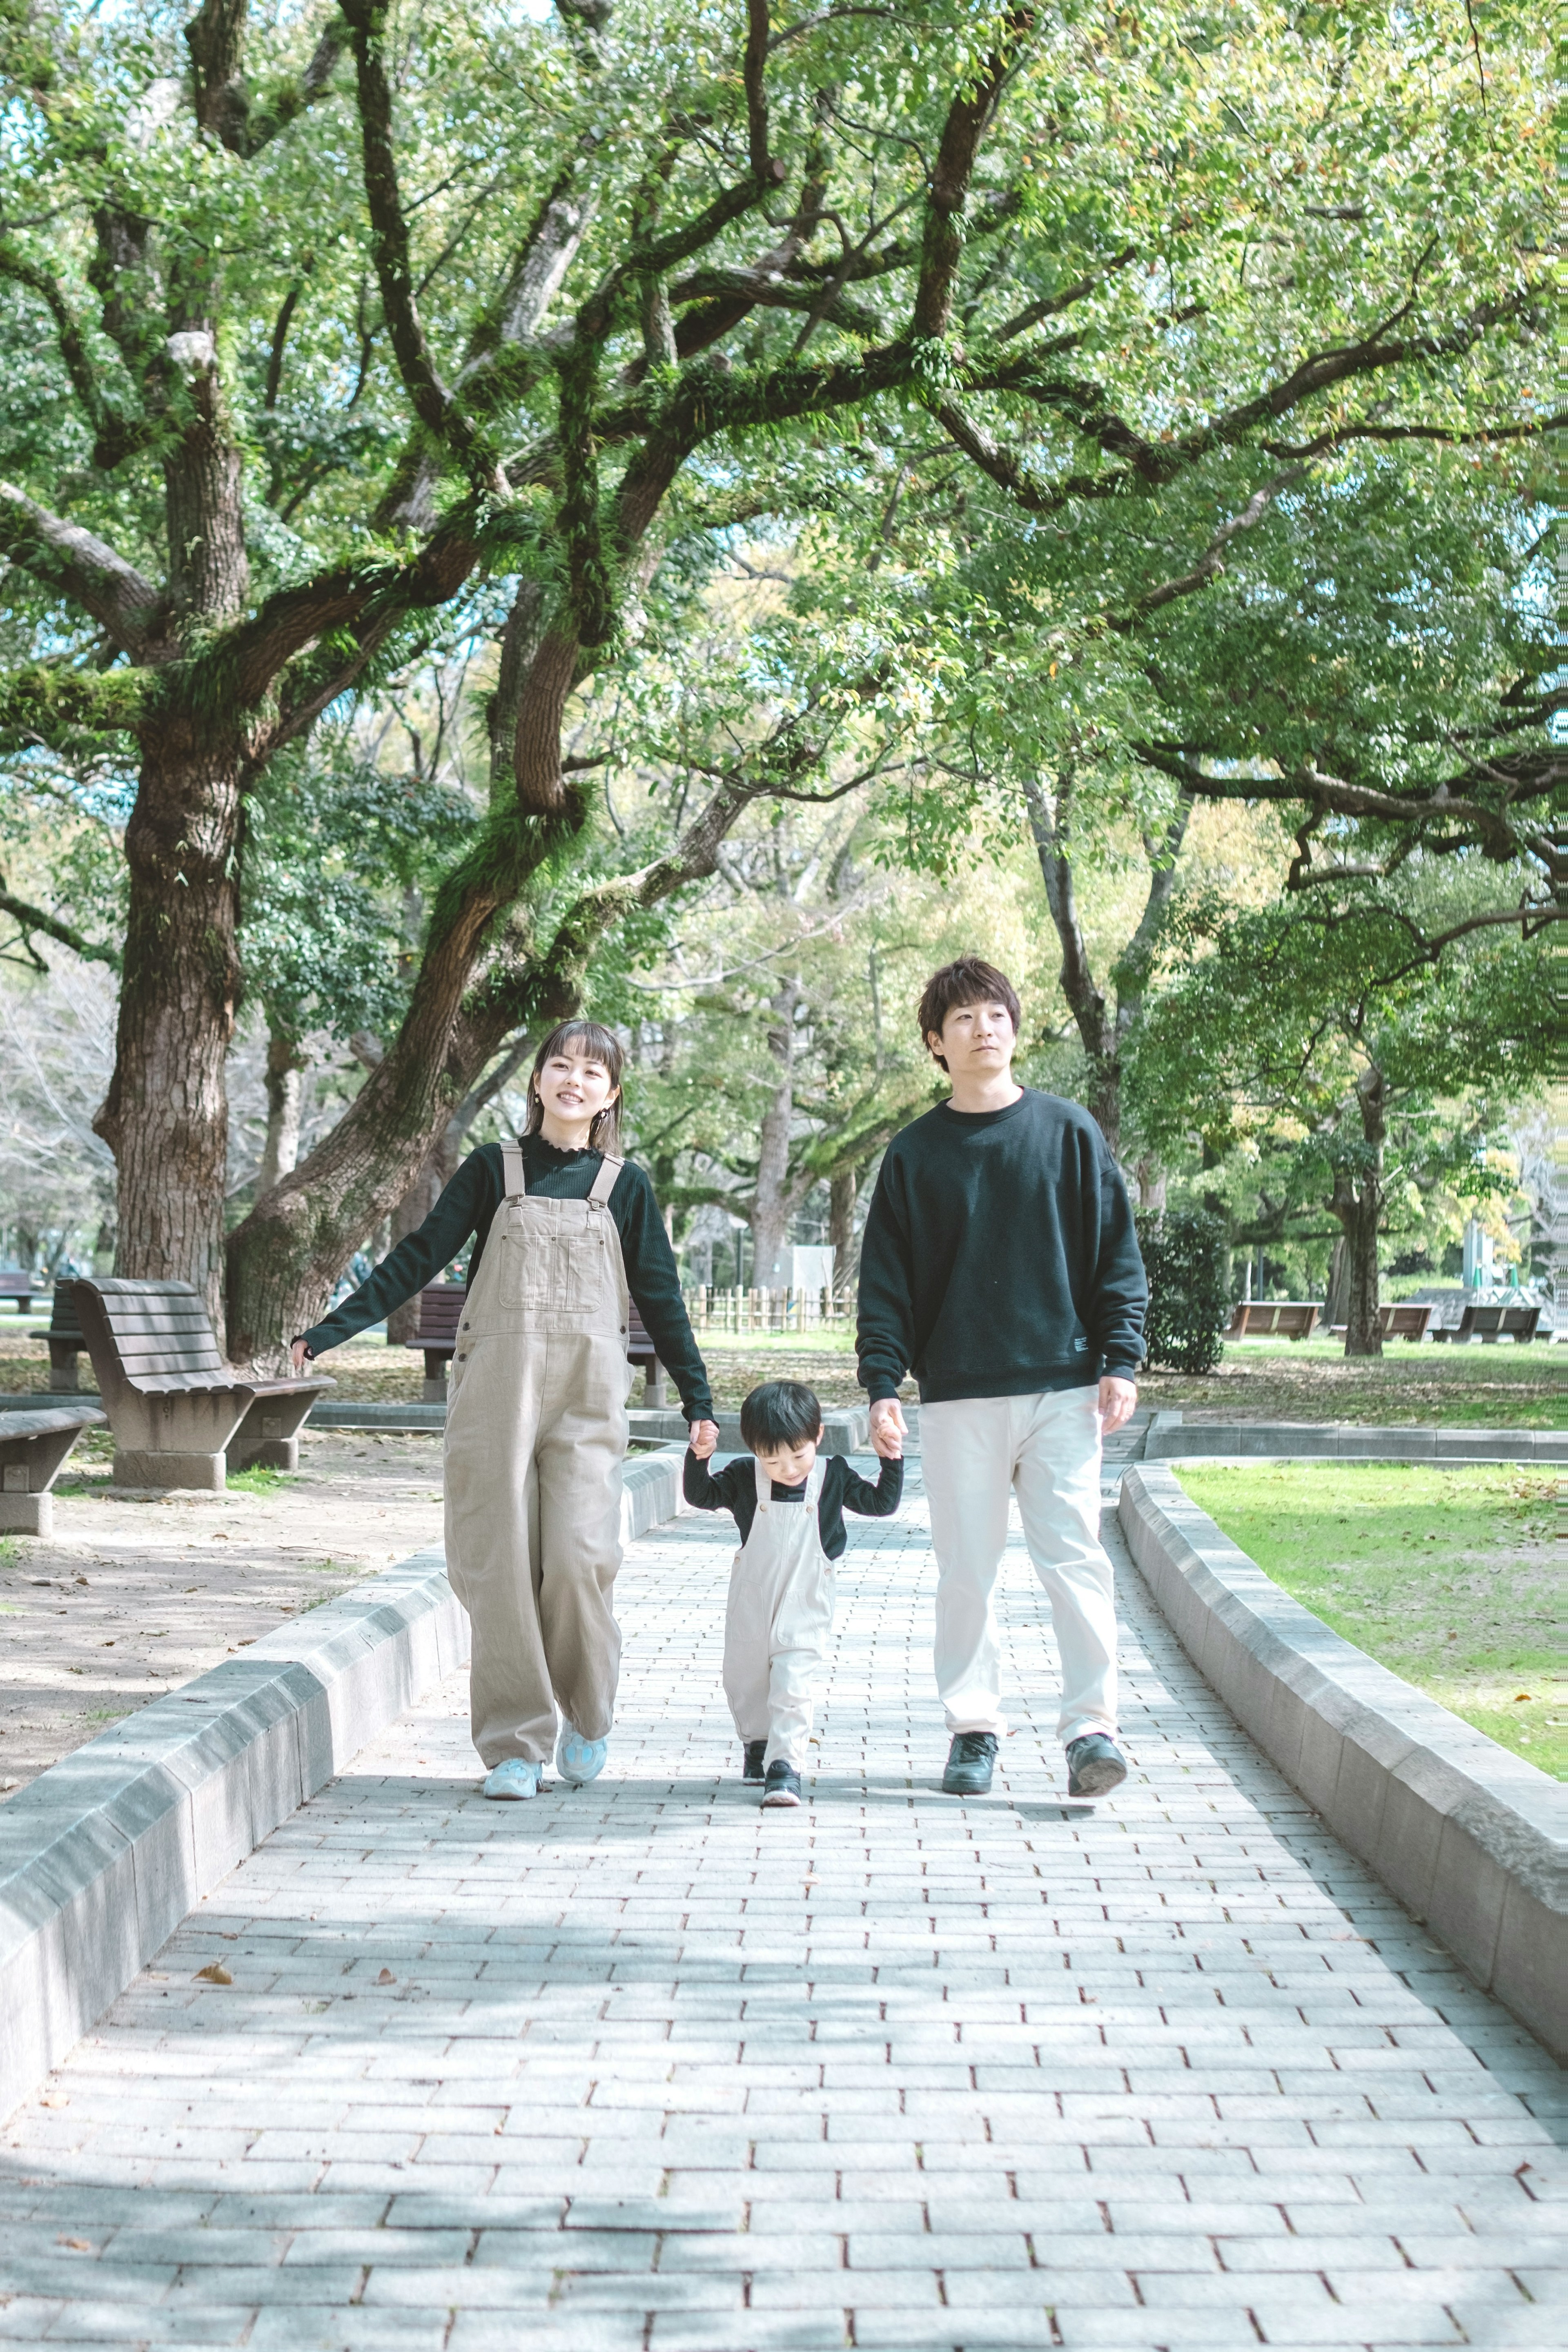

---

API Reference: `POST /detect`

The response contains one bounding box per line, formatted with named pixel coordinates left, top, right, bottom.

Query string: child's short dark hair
left=916, top=956, right=1022, bottom=1069
left=739, top=1380, right=823, bottom=1452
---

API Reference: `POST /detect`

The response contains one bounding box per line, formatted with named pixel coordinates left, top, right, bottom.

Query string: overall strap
left=588, top=1152, right=624, bottom=1206
left=807, top=1457, right=828, bottom=1504
left=501, top=1142, right=526, bottom=1198
left=753, top=1457, right=772, bottom=1514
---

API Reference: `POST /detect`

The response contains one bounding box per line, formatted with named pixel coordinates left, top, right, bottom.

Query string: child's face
left=755, top=1428, right=824, bottom=1487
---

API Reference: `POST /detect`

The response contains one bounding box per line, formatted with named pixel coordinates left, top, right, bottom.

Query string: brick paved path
left=1, top=1467, right=1561, bottom=2350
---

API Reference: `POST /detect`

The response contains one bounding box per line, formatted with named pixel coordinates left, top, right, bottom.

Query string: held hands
left=869, top=1397, right=906, bottom=1460
left=1097, top=1375, right=1137, bottom=1435
left=688, top=1419, right=719, bottom=1459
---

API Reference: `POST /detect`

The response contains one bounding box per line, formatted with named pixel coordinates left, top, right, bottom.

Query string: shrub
left=1136, top=1208, right=1231, bottom=1375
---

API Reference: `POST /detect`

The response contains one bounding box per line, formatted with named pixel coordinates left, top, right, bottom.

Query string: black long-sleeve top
left=298, top=1137, right=714, bottom=1421
left=856, top=1089, right=1147, bottom=1406
left=683, top=1450, right=904, bottom=1559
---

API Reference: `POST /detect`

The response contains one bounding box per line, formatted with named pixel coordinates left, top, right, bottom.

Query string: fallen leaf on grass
left=194, top=1963, right=232, bottom=1985
left=377, top=1968, right=396, bottom=1984
left=1512, top=1693, right=1532, bottom=1703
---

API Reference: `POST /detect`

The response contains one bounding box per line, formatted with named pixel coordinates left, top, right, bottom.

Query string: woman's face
left=534, top=1047, right=619, bottom=1135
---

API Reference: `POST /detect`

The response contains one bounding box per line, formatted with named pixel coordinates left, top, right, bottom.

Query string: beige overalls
left=443, top=1141, right=634, bottom=1767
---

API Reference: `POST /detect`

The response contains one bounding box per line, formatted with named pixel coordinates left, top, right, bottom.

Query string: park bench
left=1432, top=1301, right=1541, bottom=1346
left=0, top=1272, right=39, bottom=1314
left=404, top=1283, right=667, bottom=1403
left=0, top=1403, right=106, bottom=1536
left=44, top=1281, right=87, bottom=1389
left=1224, top=1301, right=1321, bottom=1341
left=1380, top=1302, right=1434, bottom=1341
left=73, top=1277, right=332, bottom=1490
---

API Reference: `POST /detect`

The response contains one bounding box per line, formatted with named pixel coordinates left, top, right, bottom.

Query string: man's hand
left=688, top=1419, right=719, bottom=1459
left=291, top=1339, right=310, bottom=1374
left=869, top=1397, right=906, bottom=1460
left=1097, top=1375, right=1137, bottom=1435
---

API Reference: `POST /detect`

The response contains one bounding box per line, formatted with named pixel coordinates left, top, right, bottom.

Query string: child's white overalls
left=444, top=1142, right=633, bottom=1767
left=723, top=1458, right=835, bottom=1771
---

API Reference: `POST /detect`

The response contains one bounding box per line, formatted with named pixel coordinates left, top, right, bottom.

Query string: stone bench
left=1432, top=1302, right=1541, bottom=1345
left=0, top=1273, right=39, bottom=1314
left=0, top=1405, right=106, bottom=1535
left=73, top=1278, right=332, bottom=1491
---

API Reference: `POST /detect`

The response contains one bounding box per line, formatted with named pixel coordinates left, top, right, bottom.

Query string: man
left=856, top=956, right=1147, bottom=1797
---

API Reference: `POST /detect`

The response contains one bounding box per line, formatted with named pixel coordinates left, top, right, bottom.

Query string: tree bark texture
left=829, top=1166, right=857, bottom=1292
left=385, top=1155, right=442, bottom=1343
left=94, top=731, right=246, bottom=1342
left=257, top=1033, right=306, bottom=1198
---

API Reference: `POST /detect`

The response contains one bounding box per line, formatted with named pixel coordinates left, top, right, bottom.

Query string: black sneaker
left=1066, top=1733, right=1128, bottom=1797
left=942, top=1731, right=998, bottom=1795
left=762, top=1759, right=802, bottom=1808
left=742, top=1740, right=767, bottom=1782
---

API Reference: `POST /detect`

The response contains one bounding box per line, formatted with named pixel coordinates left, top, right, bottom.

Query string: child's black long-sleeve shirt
left=684, top=1450, right=903, bottom=1558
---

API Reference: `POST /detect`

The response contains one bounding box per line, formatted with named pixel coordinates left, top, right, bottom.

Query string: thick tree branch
left=339, top=0, right=488, bottom=470
left=0, top=241, right=147, bottom=468
left=913, top=12, right=1033, bottom=340
left=0, top=482, right=170, bottom=656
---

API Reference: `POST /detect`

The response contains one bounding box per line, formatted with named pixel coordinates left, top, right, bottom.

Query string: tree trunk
left=1332, top=1064, right=1386, bottom=1357
left=829, top=1166, right=857, bottom=1293
left=1323, top=1235, right=1350, bottom=1328
left=1135, top=1159, right=1166, bottom=1212
left=750, top=980, right=799, bottom=1288
left=94, top=731, right=246, bottom=1344
left=257, top=1031, right=307, bottom=1198
left=385, top=1156, right=441, bottom=1345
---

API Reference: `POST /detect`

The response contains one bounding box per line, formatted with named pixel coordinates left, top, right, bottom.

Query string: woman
left=293, top=1020, right=719, bottom=1798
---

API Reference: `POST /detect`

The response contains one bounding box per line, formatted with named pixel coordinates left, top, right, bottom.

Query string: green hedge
left=1136, top=1208, right=1231, bottom=1375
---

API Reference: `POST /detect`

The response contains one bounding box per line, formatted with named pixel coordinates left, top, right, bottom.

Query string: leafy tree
left=0, top=0, right=1542, bottom=1359
left=1136, top=1206, right=1229, bottom=1375
left=1127, top=891, right=1553, bottom=1354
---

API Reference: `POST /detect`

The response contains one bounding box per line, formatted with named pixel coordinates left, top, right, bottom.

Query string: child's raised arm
left=840, top=1454, right=904, bottom=1519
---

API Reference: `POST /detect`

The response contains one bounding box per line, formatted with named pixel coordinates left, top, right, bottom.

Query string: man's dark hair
left=916, top=956, right=1022, bottom=1071
left=739, top=1380, right=823, bottom=1452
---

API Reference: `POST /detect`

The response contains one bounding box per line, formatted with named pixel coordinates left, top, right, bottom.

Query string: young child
left=686, top=1381, right=903, bottom=1807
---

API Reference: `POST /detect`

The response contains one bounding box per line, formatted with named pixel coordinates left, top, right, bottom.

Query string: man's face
left=929, top=997, right=1017, bottom=1075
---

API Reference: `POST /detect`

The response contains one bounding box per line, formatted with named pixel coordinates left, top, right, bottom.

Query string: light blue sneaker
left=556, top=1722, right=608, bottom=1785
left=482, top=1757, right=542, bottom=1801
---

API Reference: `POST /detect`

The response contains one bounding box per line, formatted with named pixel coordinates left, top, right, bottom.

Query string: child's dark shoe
left=942, top=1731, right=998, bottom=1795
left=742, top=1740, right=767, bottom=1781
left=1066, top=1733, right=1128, bottom=1797
left=762, top=1759, right=802, bottom=1808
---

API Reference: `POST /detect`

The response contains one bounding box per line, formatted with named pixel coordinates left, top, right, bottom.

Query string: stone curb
left=1144, top=1412, right=1561, bottom=1462
left=0, top=1451, right=685, bottom=2123
left=1118, top=1463, right=1568, bottom=2060
left=305, top=1401, right=873, bottom=1453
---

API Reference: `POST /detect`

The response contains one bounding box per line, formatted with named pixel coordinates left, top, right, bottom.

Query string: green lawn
left=1176, top=1463, right=1564, bottom=1779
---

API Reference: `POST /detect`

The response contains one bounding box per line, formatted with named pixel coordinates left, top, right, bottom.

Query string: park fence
left=683, top=1285, right=852, bottom=1335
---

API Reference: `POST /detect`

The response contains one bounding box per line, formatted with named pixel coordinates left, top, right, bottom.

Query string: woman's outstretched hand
left=291, top=1339, right=310, bottom=1373
left=688, top=1419, right=719, bottom=1459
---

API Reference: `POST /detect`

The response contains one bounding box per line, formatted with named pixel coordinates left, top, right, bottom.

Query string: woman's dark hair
left=523, top=1019, right=625, bottom=1155
left=739, top=1379, right=824, bottom=1453
left=915, top=956, right=1022, bottom=1070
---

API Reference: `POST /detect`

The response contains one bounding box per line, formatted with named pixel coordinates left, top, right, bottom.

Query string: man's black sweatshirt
left=684, top=1450, right=903, bottom=1557
left=856, top=1089, right=1147, bottom=1405
left=298, top=1137, right=713, bottom=1421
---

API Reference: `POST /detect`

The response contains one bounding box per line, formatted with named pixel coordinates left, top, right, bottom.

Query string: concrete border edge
left=1118, top=1464, right=1568, bottom=2059
left=0, top=1452, right=687, bottom=2121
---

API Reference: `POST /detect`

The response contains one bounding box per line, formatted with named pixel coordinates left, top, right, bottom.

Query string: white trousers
left=723, top=1461, right=834, bottom=1771
left=921, top=1386, right=1116, bottom=1745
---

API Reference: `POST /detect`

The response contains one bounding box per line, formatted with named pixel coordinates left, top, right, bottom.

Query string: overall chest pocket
left=494, top=1211, right=610, bottom=1314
